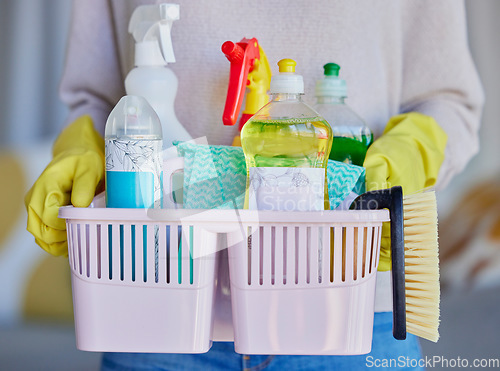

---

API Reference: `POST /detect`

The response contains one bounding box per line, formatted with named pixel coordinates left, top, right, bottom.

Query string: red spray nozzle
left=222, top=38, right=260, bottom=126
left=221, top=41, right=245, bottom=64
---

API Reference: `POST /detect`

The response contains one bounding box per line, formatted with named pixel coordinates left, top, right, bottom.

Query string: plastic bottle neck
left=272, top=93, right=304, bottom=102
left=316, top=96, right=345, bottom=104
left=134, top=41, right=168, bottom=67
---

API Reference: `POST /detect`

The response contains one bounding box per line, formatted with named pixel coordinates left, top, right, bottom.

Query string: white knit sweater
left=60, top=0, right=484, bottom=190
left=59, top=0, right=483, bottom=323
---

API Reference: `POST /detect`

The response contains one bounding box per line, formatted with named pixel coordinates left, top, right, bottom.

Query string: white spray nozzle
left=160, top=3, right=180, bottom=21
left=129, top=3, right=180, bottom=66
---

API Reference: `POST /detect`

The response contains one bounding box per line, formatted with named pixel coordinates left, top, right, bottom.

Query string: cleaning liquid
left=126, top=3, right=191, bottom=149
left=105, top=95, right=162, bottom=282
left=241, top=59, right=332, bottom=284
left=241, top=59, right=332, bottom=211
left=105, top=96, right=163, bottom=208
left=314, top=63, right=373, bottom=166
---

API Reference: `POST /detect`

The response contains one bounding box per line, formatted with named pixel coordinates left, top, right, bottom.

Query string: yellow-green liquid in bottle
left=241, top=116, right=332, bottom=210
left=241, top=58, right=333, bottom=211
left=241, top=117, right=331, bottom=168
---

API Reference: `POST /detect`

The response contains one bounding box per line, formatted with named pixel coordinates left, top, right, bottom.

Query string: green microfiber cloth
left=176, top=142, right=365, bottom=210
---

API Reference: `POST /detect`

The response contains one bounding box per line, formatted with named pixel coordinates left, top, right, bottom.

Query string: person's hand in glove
left=25, top=115, right=105, bottom=256
left=363, top=112, right=448, bottom=271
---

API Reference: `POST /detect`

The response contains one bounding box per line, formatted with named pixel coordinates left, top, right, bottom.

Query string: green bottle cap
left=315, top=62, right=346, bottom=97
left=323, top=63, right=340, bottom=77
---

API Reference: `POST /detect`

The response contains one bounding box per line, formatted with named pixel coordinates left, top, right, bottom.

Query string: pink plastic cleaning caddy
left=58, top=160, right=389, bottom=355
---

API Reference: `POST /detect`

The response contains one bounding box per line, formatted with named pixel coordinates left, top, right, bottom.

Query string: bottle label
left=248, top=167, right=325, bottom=211
left=105, top=139, right=163, bottom=208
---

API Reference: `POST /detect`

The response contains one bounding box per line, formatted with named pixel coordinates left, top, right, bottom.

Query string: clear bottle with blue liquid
left=105, top=95, right=163, bottom=208
left=105, top=95, right=163, bottom=282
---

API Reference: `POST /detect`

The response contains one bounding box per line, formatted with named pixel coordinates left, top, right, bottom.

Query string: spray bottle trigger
left=159, top=22, right=175, bottom=63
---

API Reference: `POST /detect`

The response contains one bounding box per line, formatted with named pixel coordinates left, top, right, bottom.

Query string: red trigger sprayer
left=222, top=38, right=271, bottom=146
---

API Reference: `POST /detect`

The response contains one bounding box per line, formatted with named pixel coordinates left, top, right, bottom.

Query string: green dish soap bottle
left=314, top=63, right=373, bottom=166
left=241, top=59, right=332, bottom=211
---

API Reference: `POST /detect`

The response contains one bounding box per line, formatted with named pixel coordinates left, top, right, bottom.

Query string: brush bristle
left=403, top=191, right=440, bottom=342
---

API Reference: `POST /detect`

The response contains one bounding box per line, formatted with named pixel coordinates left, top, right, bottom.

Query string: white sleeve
left=399, top=0, right=484, bottom=189
left=59, top=0, right=128, bottom=135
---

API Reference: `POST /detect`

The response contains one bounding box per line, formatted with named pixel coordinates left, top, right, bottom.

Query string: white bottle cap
left=105, top=95, right=162, bottom=138
left=269, top=59, right=304, bottom=94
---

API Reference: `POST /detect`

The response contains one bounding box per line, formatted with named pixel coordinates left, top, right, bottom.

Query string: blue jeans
left=101, top=312, right=423, bottom=370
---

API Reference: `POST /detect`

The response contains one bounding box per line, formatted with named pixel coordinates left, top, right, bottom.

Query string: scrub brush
left=351, top=186, right=440, bottom=342
left=403, top=191, right=440, bottom=342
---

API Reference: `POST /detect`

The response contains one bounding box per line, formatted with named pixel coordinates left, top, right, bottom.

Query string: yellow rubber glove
left=363, top=112, right=447, bottom=271
left=25, top=115, right=105, bottom=256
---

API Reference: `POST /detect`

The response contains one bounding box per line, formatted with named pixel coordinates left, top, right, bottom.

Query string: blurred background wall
left=0, top=0, right=70, bottom=146
left=437, top=1, right=500, bottom=293
left=0, top=0, right=72, bottom=326
left=0, top=0, right=499, bottom=369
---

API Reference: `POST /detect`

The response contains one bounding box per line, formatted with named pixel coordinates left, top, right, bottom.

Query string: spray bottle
left=126, top=3, right=191, bottom=149
left=313, top=63, right=373, bottom=165
left=222, top=38, right=271, bottom=146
